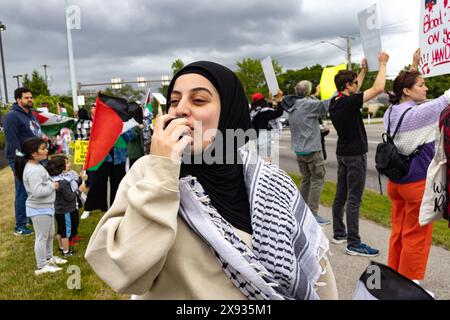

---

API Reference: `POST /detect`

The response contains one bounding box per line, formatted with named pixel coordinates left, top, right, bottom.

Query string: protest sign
left=319, top=63, right=348, bottom=100
left=419, top=0, right=450, bottom=77
left=358, top=4, right=382, bottom=71
left=74, top=140, right=89, bottom=165
left=261, top=56, right=280, bottom=96
left=152, top=92, right=167, bottom=105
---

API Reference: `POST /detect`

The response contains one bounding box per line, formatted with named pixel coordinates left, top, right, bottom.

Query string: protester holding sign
left=384, top=49, right=450, bottom=290
left=281, top=81, right=331, bottom=226
left=250, top=91, right=283, bottom=162
left=329, top=53, right=389, bottom=257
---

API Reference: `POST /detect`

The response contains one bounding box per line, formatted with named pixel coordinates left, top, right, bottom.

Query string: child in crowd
left=46, top=155, right=86, bottom=257
left=15, top=137, right=67, bottom=275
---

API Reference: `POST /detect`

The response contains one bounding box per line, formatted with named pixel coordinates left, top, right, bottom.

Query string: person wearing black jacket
left=46, top=155, right=85, bottom=257
left=250, top=91, right=283, bottom=161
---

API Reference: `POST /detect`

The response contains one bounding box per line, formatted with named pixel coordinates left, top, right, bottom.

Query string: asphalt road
left=277, top=122, right=388, bottom=194
left=319, top=205, right=450, bottom=300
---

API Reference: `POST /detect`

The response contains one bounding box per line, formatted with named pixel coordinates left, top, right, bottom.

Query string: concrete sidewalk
left=318, top=205, right=450, bottom=300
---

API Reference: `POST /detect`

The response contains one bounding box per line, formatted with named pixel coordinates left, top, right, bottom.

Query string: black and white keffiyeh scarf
left=178, top=148, right=329, bottom=300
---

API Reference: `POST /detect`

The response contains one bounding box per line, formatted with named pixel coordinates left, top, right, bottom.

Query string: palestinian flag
left=83, top=93, right=138, bottom=171
left=143, top=88, right=153, bottom=118
left=32, top=111, right=76, bottom=137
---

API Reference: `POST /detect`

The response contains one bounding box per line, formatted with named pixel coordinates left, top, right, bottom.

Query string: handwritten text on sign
left=74, top=140, right=89, bottom=165
left=419, top=0, right=450, bottom=77
left=433, top=181, right=448, bottom=213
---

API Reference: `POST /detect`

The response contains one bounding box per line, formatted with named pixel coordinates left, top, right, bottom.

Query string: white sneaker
left=35, top=264, right=63, bottom=275
left=48, top=256, right=68, bottom=265
left=81, top=211, right=90, bottom=219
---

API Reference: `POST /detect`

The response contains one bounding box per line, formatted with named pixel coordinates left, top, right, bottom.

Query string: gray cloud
left=0, top=0, right=418, bottom=100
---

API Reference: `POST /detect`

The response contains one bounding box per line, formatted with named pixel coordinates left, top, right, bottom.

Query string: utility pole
left=13, top=74, right=22, bottom=88
left=42, top=64, right=49, bottom=85
left=0, top=21, right=8, bottom=104
left=341, top=35, right=355, bottom=71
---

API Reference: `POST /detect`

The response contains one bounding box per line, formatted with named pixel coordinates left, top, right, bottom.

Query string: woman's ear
left=402, top=87, right=411, bottom=98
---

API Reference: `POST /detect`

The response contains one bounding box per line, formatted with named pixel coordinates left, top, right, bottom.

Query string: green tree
left=103, top=84, right=144, bottom=102
left=171, top=59, right=185, bottom=76
left=22, top=70, right=50, bottom=96
left=235, top=58, right=283, bottom=101
left=32, top=95, right=74, bottom=117
left=279, top=64, right=324, bottom=95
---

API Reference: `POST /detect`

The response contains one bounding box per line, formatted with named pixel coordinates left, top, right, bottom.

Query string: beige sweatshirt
left=85, top=155, right=338, bottom=300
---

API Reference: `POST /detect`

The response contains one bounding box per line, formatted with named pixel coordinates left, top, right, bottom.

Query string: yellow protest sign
left=69, top=141, right=75, bottom=150
left=74, top=140, right=89, bottom=165
left=320, top=63, right=348, bottom=100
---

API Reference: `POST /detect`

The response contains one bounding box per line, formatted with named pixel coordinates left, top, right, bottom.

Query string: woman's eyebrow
left=191, top=87, right=213, bottom=95
left=171, top=87, right=213, bottom=96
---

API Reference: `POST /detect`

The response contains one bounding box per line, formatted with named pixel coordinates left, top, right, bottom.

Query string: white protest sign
left=261, top=56, right=280, bottom=96
left=77, top=95, right=85, bottom=106
left=152, top=92, right=167, bottom=105
left=419, top=0, right=450, bottom=77
left=358, top=4, right=382, bottom=72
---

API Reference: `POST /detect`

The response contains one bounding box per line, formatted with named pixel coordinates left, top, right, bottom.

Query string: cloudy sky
left=0, top=0, right=420, bottom=101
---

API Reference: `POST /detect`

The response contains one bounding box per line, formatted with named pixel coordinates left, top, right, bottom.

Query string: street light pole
left=0, top=21, right=8, bottom=104
left=321, top=36, right=354, bottom=71
left=65, top=2, right=80, bottom=112
left=42, top=64, right=49, bottom=86
left=341, top=35, right=355, bottom=71
left=13, top=74, right=23, bottom=88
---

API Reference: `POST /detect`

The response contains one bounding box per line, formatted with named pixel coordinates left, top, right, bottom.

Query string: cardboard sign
left=261, top=56, right=280, bottom=96
left=320, top=63, right=348, bottom=100
left=74, top=140, right=89, bottom=165
left=419, top=0, right=450, bottom=77
left=358, top=4, right=382, bottom=72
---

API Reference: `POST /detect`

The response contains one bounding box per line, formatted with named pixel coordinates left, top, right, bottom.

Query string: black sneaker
left=62, top=249, right=74, bottom=257
left=331, top=235, right=347, bottom=244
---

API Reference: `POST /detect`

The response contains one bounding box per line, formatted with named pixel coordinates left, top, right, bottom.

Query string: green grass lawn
left=289, top=174, right=450, bottom=251
left=0, top=168, right=126, bottom=300
left=0, top=165, right=448, bottom=299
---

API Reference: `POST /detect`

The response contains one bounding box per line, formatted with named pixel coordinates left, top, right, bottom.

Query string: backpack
left=375, top=107, right=419, bottom=194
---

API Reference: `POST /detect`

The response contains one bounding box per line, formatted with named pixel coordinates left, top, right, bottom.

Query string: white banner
left=261, top=56, right=280, bottom=96
left=358, top=4, right=382, bottom=72
left=419, top=0, right=450, bottom=77
left=152, top=92, right=167, bottom=105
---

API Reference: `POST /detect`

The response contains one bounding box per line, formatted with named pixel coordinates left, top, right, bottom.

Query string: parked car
left=279, top=111, right=289, bottom=128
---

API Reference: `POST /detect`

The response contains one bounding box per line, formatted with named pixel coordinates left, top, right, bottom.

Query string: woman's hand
left=411, top=48, right=421, bottom=71
left=52, top=182, right=59, bottom=190
left=150, top=115, right=193, bottom=161
left=79, top=182, right=88, bottom=193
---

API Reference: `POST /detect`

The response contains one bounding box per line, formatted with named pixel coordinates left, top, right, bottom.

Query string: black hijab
left=166, top=61, right=253, bottom=234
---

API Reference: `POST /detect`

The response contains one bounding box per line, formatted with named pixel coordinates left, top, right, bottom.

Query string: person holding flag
left=81, top=93, right=136, bottom=219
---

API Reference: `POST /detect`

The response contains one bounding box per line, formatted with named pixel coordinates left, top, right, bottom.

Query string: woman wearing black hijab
left=86, top=61, right=337, bottom=300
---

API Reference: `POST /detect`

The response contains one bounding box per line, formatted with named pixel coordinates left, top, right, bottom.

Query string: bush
left=375, top=105, right=389, bottom=118
left=0, top=132, right=4, bottom=149
left=361, top=107, right=373, bottom=118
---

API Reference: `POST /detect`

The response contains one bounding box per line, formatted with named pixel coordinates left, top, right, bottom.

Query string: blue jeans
left=11, top=166, right=28, bottom=230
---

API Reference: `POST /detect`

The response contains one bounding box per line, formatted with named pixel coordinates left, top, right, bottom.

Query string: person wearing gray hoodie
left=281, top=81, right=330, bottom=226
